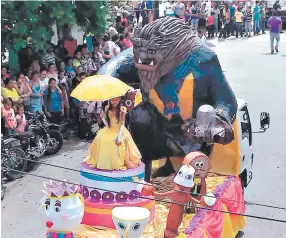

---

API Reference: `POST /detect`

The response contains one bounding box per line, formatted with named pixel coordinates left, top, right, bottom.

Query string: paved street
left=2, top=33, right=286, bottom=238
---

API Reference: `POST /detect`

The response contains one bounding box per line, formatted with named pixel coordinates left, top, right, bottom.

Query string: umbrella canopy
left=71, top=75, right=131, bottom=101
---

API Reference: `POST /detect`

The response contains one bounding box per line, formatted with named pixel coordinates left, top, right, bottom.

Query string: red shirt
left=123, top=17, right=128, bottom=27
left=122, top=38, right=133, bottom=49
left=207, top=15, right=214, bottom=26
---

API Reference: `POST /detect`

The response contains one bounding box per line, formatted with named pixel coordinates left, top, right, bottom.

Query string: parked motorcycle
left=13, top=112, right=64, bottom=160
left=1, top=135, right=28, bottom=181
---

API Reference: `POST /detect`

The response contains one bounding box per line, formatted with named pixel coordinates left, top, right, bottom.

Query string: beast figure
left=98, top=17, right=237, bottom=181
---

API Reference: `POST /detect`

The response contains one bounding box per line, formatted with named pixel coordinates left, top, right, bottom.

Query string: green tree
left=1, top=0, right=109, bottom=74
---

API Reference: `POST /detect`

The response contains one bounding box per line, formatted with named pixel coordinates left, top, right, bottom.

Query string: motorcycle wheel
left=45, top=129, right=64, bottom=155
left=4, top=147, right=28, bottom=181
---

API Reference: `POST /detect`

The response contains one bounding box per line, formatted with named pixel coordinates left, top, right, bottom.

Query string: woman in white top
left=110, top=35, right=121, bottom=57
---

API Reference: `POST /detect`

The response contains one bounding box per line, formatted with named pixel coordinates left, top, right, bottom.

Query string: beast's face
left=132, top=17, right=200, bottom=92
left=133, top=41, right=163, bottom=72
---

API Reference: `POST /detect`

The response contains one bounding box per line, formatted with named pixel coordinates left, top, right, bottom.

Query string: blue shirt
left=230, top=5, right=235, bottom=17
left=44, top=88, right=62, bottom=112
left=253, top=5, right=260, bottom=20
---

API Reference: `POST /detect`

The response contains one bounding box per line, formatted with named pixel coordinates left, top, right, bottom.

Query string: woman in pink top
left=2, top=98, right=16, bottom=136
left=15, top=104, right=27, bottom=133
left=122, top=32, right=133, bottom=49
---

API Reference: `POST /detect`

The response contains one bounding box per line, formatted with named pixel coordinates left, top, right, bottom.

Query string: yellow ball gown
left=84, top=111, right=142, bottom=170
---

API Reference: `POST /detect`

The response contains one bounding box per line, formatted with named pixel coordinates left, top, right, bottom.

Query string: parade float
left=46, top=17, right=270, bottom=238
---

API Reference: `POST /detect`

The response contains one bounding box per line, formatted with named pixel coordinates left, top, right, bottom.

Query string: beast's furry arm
left=207, top=55, right=238, bottom=144
left=208, top=55, right=238, bottom=124
left=97, top=48, right=134, bottom=77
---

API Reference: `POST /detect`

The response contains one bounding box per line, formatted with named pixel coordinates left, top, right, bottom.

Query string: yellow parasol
left=71, top=75, right=131, bottom=101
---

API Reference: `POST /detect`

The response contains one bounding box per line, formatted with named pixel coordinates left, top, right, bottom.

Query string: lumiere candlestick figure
left=154, top=165, right=200, bottom=238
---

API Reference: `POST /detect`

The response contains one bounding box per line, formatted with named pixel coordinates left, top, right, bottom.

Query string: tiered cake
left=80, top=162, right=155, bottom=228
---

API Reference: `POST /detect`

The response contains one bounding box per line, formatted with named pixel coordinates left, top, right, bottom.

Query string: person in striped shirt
left=244, top=6, right=252, bottom=37
left=42, top=44, right=56, bottom=68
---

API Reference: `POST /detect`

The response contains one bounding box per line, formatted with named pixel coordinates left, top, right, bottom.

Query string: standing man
left=267, top=11, right=282, bottom=54
left=173, top=0, right=185, bottom=19
left=190, top=2, right=199, bottom=30
left=253, top=1, right=261, bottom=35
left=229, top=2, right=236, bottom=36
left=273, top=0, right=283, bottom=33
left=260, top=1, right=266, bottom=34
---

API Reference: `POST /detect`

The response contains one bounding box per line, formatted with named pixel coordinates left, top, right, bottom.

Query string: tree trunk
left=8, top=48, right=19, bottom=76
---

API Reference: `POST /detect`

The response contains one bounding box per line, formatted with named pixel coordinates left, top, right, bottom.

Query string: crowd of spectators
left=1, top=9, right=136, bottom=140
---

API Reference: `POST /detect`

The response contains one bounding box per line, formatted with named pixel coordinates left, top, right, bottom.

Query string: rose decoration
left=90, top=190, right=101, bottom=202
left=129, top=190, right=141, bottom=200
left=115, top=192, right=128, bottom=202
left=81, top=186, right=89, bottom=199
left=102, top=192, right=115, bottom=202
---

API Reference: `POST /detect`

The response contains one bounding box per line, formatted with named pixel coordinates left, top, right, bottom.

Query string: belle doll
left=85, top=97, right=141, bottom=170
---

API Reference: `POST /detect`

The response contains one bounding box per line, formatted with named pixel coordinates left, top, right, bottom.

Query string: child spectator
left=72, top=50, right=82, bottom=69
left=15, top=104, right=27, bottom=133
left=2, top=98, right=16, bottom=136
left=235, top=7, right=243, bottom=37
left=65, top=57, right=76, bottom=80
left=244, top=6, right=252, bottom=37
left=207, top=12, right=215, bottom=38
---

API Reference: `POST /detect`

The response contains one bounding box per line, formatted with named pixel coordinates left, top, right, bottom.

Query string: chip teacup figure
left=112, top=206, right=150, bottom=238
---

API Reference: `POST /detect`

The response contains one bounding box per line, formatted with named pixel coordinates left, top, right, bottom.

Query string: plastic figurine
left=40, top=180, right=84, bottom=238
left=155, top=165, right=200, bottom=238
left=183, top=151, right=210, bottom=199
left=112, top=207, right=151, bottom=238
left=97, top=17, right=237, bottom=181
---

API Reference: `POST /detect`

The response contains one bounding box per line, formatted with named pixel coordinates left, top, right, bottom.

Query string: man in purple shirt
left=267, top=11, right=282, bottom=54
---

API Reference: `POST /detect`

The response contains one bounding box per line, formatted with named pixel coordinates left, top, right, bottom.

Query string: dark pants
left=207, top=25, right=215, bottom=37
left=224, top=23, right=230, bottom=37
left=135, top=8, right=140, bottom=23
left=260, top=18, right=266, bottom=33
left=49, top=111, right=64, bottom=124
left=79, top=118, right=91, bottom=139
left=236, top=22, right=243, bottom=37
left=1, top=118, right=5, bottom=134
left=229, top=18, right=235, bottom=35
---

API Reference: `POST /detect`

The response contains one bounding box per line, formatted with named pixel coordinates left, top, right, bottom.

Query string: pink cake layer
left=81, top=196, right=155, bottom=229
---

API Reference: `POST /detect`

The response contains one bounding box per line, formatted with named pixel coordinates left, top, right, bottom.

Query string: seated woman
left=84, top=97, right=141, bottom=170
